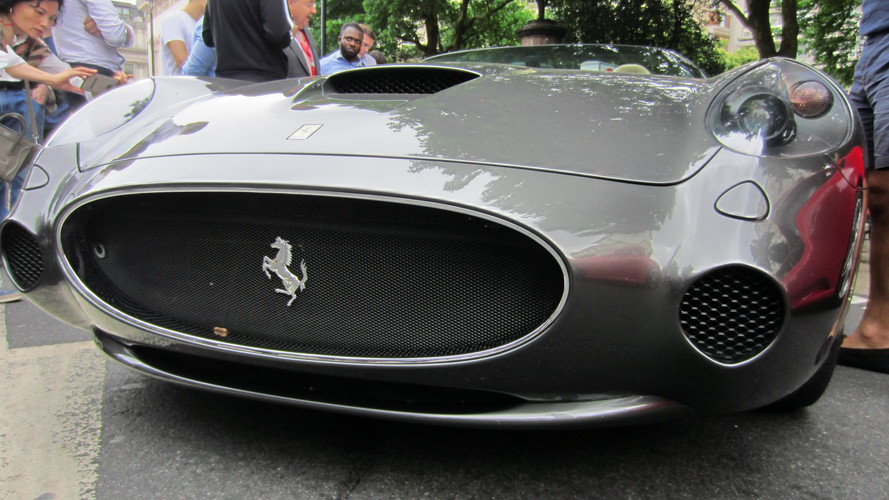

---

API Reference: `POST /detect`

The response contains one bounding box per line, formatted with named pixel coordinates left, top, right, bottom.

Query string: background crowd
left=0, top=0, right=384, bottom=152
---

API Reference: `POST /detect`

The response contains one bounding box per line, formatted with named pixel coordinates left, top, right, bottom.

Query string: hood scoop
left=323, top=66, right=480, bottom=95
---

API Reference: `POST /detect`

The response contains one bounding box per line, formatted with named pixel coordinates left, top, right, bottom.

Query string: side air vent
left=679, top=266, right=785, bottom=364
left=324, top=66, right=479, bottom=94
left=1, top=221, right=44, bottom=290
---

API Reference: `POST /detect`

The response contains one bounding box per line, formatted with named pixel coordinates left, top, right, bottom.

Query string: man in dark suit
left=285, top=0, right=320, bottom=78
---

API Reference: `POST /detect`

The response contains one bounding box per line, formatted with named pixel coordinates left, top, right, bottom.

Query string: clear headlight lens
left=708, top=59, right=850, bottom=157
left=45, top=78, right=156, bottom=147
left=733, top=88, right=794, bottom=142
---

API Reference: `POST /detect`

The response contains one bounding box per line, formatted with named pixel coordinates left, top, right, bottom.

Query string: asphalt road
left=1, top=252, right=887, bottom=499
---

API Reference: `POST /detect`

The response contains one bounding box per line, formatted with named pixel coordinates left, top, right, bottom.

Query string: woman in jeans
left=1, top=0, right=95, bottom=301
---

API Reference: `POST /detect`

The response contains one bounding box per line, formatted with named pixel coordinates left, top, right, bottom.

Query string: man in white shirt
left=53, top=0, right=132, bottom=76
left=52, top=0, right=133, bottom=111
left=161, top=0, right=206, bottom=75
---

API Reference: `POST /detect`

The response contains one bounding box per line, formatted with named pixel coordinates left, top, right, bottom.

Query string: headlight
left=45, top=78, right=156, bottom=147
left=708, top=59, right=850, bottom=157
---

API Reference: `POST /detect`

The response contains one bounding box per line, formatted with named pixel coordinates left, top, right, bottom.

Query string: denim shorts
left=849, top=31, right=889, bottom=170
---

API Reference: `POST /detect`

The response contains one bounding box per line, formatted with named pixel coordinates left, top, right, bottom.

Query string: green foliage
left=721, top=45, right=760, bottom=70
left=705, top=0, right=861, bottom=84
left=360, top=0, right=534, bottom=61
left=461, top=2, right=535, bottom=49
left=308, top=0, right=861, bottom=81
left=307, top=0, right=366, bottom=56
left=548, top=0, right=726, bottom=75
left=799, top=0, right=861, bottom=86
left=310, top=1, right=534, bottom=62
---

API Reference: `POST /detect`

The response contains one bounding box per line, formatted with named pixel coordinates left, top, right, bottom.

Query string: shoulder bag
left=0, top=80, right=39, bottom=183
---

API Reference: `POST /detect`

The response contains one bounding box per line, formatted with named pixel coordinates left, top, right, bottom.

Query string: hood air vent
left=324, top=66, right=479, bottom=95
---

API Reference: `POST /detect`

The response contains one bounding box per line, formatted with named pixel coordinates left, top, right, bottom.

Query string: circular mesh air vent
left=679, top=266, right=785, bottom=364
left=1, top=221, right=43, bottom=290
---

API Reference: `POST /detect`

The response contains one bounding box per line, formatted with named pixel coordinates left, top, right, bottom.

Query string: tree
left=710, top=0, right=861, bottom=85
left=548, top=0, right=726, bottom=75
left=799, top=0, right=861, bottom=86
left=721, top=45, right=759, bottom=70
left=715, top=0, right=799, bottom=58
left=363, top=0, right=534, bottom=60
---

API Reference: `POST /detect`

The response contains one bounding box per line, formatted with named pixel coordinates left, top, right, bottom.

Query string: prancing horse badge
left=262, top=237, right=307, bottom=306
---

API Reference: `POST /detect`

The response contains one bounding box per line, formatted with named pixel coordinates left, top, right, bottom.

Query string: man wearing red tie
left=285, top=0, right=320, bottom=78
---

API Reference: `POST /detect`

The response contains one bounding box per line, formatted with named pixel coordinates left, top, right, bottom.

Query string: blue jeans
left=0, top=88, right=45, bottom=219
left=0, top=87, right=45, bottom=143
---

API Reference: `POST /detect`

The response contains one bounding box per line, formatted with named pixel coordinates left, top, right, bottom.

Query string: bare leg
left=845, top=169, right=889, bottom=349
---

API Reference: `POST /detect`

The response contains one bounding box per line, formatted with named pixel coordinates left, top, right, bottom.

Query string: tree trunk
left=451, top=0, right=472, bottom=52
left=422, top=0, right=441, bottom=57
left=747, top=0, right=777, bottom=58
left=777, top=0, right=798, bottom=58
left=720, top=0, right=798, bottom=59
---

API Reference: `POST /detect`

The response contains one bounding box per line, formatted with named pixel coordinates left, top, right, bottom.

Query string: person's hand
left=31, top=84, right=49, bottom=105
left=48, top=67, right=97, bottom=93
left=113, top=71, right=132, bottom=85
left=83, top=16, right=102, bottom=37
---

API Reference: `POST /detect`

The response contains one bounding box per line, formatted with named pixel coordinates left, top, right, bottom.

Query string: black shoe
left=0, top=288, right=21, bottom=303
left=838, top=346, right=889, bottom=374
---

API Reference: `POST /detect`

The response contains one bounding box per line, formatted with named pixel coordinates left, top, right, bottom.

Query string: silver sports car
left=1, top=44, right=866, bottom=427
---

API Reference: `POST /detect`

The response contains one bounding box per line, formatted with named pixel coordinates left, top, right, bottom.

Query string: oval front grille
left=679, top=266, right=785, bottom=364
left=61, top=193, right=564, bottom=359
left=1, top=222, right=43, bottom=290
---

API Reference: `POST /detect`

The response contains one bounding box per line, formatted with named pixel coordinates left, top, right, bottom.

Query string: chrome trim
left=55, top=186, right=570, bottom=366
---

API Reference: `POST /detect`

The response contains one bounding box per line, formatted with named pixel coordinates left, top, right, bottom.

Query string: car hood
left=78, top=65, right=728, bottom=184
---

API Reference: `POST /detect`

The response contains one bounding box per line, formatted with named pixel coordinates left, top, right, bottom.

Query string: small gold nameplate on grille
left=213, top=327, right=229, bottom=338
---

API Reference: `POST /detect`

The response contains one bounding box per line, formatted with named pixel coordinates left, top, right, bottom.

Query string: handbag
left=0, top=80, right=39, bottom=183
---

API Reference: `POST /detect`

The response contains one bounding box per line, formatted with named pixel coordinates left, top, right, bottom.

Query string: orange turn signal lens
left=789, top=81, right=832, bottom=118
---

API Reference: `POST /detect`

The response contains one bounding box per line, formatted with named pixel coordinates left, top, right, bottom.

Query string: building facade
left=137, top=0, right=190, bottom=76
left=705, top=5, right=787, bottom=54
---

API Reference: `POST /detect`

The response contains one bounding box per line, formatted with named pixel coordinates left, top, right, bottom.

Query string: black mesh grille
left=324, top=67, right=479, bottom=94
left=679, top=266, right=785, bottom=364
left=1, top=222, right=43, bottom=290
left=62, top=193, right=564, bottom=359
